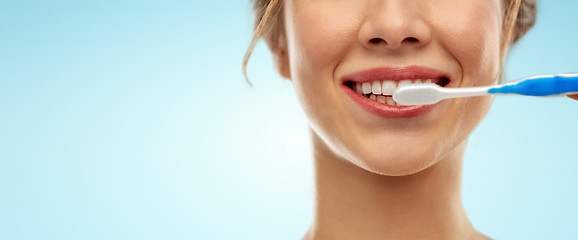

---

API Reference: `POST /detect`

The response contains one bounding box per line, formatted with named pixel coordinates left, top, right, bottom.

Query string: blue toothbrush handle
left=488, top=73, right=578, bottom=96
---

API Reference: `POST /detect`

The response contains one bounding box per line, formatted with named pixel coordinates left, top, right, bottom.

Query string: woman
left=244, top=0, right=576, bottom=239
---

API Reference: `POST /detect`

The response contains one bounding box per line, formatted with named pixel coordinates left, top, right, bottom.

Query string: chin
left=365, top=156, right=437, bottom=177
left=347, top=144, right=441, bottom=177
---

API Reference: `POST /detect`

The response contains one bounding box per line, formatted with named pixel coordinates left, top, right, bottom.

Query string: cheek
left=286, top=2, right=361, bottom=81
left=430, top=0, right=502, bottom=158
left=285, top=2, right=363, bottom=131
left=431, top=0, right=503, bottom=86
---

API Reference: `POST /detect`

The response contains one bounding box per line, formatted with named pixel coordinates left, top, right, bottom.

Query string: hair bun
left=513, top=0, right=537, bottom=42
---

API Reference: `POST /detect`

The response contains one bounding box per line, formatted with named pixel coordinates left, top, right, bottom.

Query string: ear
left=271, top=36, right=291, bottom=80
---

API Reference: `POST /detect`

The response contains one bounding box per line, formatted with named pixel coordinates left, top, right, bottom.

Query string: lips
left=341, top=66, right=451, bottom=118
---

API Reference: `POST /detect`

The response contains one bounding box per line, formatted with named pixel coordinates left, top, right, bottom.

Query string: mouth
left=344, top=78, right=450, bottom=106
left=341, top=66, right=451, bottom=118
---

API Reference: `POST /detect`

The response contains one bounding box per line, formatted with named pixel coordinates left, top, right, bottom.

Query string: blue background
left=1, top=1, right=577, bottom=239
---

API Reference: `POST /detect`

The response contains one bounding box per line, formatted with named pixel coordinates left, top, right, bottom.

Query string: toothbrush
left=392, top=73, right=578, bottom=106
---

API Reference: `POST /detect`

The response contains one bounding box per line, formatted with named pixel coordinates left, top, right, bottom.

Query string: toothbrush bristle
left=393, top=84, right=442, bottom=106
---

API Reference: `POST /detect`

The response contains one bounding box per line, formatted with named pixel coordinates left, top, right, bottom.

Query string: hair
left=243, top=0, right=283, bottom=85
left=243, top=0, right=537, bottom=83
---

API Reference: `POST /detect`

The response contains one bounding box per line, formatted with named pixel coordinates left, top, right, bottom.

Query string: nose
left=358, top=1, right=431, bottom=51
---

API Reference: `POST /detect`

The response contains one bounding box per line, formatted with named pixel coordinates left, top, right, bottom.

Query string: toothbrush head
left=393, top=83, right=444, bottom=106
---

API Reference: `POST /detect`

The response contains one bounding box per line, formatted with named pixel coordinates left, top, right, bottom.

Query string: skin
left=279, top=0, right=502, bottom=176
left=265, top=0, right=576, bottom=239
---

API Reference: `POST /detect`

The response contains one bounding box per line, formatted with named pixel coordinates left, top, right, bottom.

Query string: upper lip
left=341, top=66, right=451, bottom=84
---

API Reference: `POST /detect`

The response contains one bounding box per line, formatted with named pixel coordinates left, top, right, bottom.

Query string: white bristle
left=393, top=84, right=444, bottom=105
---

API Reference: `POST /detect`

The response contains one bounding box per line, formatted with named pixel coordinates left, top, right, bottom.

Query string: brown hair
left=243, top=0, right=283, bottom=85
left=244, top=0, right=537, bottom=83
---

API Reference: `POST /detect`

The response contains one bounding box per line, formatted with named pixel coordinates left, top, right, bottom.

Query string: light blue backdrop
left=0, top=1, right=576, bottom=239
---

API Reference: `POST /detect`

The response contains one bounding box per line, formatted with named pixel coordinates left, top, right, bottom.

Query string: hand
left=569, top=94, right=578, bottom=101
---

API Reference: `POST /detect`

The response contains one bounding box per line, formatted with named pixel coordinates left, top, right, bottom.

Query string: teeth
left=354, top=78, right=443, bottom=106
left=398, top=80, right=411, bottom=87
left=366, top=94, right=398, bottom=107
left=362, top=82, right=372, bottom=94
left=381, top=81, right=396, bottom=95
left=371, top=81, right=381, bottom=94
left=386, top=96, right=395, bottom=105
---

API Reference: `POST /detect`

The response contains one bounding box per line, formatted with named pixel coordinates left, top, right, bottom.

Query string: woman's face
left=279, top=0, right=504, bottom=175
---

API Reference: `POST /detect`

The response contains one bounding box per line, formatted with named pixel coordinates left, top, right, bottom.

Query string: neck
left=304, top=132, right=476, bottom=240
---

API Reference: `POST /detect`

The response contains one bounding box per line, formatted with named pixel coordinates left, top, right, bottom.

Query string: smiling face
left=276, top=0, right=505, bottom=175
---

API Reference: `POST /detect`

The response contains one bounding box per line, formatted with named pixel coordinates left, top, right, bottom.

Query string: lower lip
left=341, top=84, right=438, bottom=118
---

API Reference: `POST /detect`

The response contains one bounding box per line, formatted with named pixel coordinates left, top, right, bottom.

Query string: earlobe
left=273, top=44, right=291, bottom=80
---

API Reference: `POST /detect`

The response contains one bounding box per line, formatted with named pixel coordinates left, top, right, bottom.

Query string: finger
left=568, top=94, right=578, bottom=101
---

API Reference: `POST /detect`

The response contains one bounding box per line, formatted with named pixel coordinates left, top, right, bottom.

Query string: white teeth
left=399, top=80, right=411, bottom=87
left=355, top=78, right=444, bottom=106
left=386, top=96, right=395, bottom=105
left=362, top=82, right=372, bottom=94
left=381, top=81, right=396, bottom=95
left=371, top=81, right=381, bottom=94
